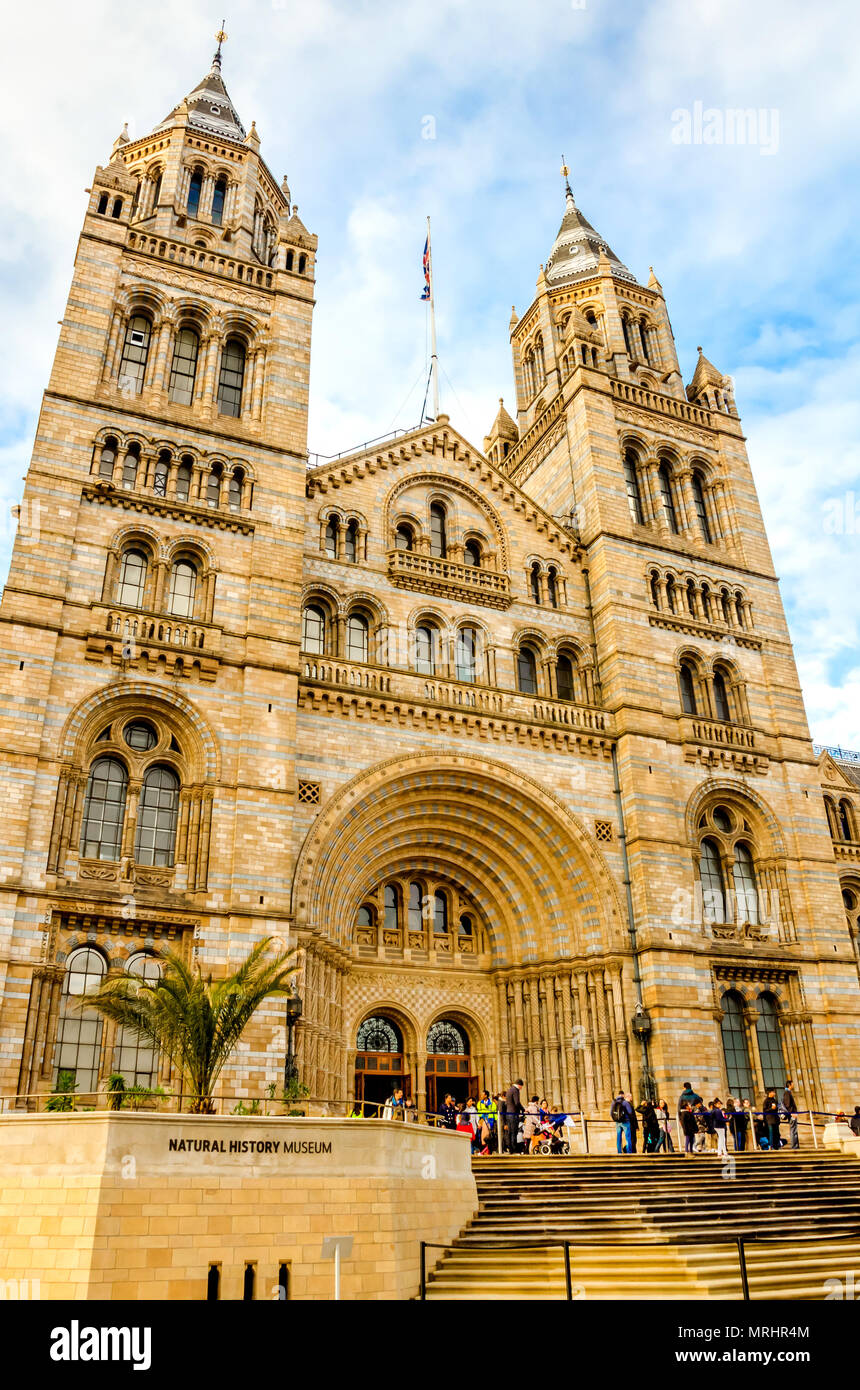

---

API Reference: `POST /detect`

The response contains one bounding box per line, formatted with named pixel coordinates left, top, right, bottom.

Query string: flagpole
left=427, top=215, right=440, bottom=419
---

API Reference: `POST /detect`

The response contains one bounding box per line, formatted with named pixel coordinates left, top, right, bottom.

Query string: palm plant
left=79, top=938, right=297, bottom=1113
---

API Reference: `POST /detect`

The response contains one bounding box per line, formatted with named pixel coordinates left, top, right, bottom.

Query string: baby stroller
left=536, top=1114, right=571, bottom=1155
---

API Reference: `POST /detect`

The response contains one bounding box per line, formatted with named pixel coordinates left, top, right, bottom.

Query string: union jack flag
left=421, top=236, right=431, bottom=300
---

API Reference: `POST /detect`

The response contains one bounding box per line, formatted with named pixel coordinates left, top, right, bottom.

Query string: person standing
left=762, top=1088, right=781, bottom=1150
left=655, top=1099, right=675, bottom=1153
left=440, top=1092, right=458, bottom=1130
left=622, top=1092, right=639, bottom=1154
left=693, top=1102, right=710, bottom=1154
left=680, top=1103, right=697, bottom=1156
left=611, top=1092, right=628, bottom=1154
left=850, top=1107, right=860, bottom=1138
left=782, top=1080, right=799, bottom=1150
left=476, top=1090, right=496, bottom=1153
left=404, top=1096, right=418, bottom=1124
left=637, top=1099, right=660, bottom=1154
left=677, top=1081, right=703, bottom=1137
left=504, top=1079, right=525, bottom=1154
left=710, top=1100, right=728, bottom=1156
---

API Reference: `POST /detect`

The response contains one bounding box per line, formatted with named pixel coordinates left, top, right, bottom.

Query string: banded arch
left=291, top=752, right=625, bottom=966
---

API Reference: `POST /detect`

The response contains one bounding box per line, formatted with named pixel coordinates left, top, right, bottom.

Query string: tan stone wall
left=0, top=1114, right=476, bottom=1301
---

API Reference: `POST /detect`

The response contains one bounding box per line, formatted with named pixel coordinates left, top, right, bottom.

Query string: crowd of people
left=612, top=1079, right=828, bottom=1154
left=349, top=1080, right=860, bottom=1156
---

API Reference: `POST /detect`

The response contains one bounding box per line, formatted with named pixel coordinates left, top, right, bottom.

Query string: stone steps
left=423, top=1152, right=860, bottom=1299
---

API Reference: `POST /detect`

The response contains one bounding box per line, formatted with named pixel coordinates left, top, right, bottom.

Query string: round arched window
left=124, top=721, right=157, bottom=751
left=356, top=1016, right=401, bottom=1052
left=426, top=1020, right=469, bottom=1055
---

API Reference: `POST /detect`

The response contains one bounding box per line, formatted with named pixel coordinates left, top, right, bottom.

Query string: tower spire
left=560, top=156, right=574, bottom=202
left=214, top=21, right=227, bottom=68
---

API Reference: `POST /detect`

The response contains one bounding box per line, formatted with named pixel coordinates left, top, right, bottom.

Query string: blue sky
left=0, top=0, right=858, bottom=743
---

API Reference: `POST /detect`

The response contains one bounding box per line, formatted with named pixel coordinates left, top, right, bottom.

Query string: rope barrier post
left=736, top=1235, right=750, bottom=1302
left=581, top=1113, right=589, bottom=1154
left=563, top=1241, right=573, bottom=1301
left=419, top=1242, right=427, bottom=1301
left=810, top=1111, right=818, bottom=1149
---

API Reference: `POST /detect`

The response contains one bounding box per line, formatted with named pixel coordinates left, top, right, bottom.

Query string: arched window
left=118, top=314, right=152, bottom=395
left=134, top=765, right=180, bottom=867
left=649, top=571, right=660, bottom=607
left=167, top=560, right=197, bottom=618
left=713, top=669, right=732, bottom=722
left=426, top=1020, right=468, bottom=1054
left=732, top=843, right=759, bottom=924
left=115, top=953, right=162, bottom=1087
left=464, top=540, right=481, bottom=567
left=691, top=471, right=712, bottom=543
left=175, top=461, right=192, bottom=503
left=623, top=451, right=644, bottom=524
left=153, top=451, right=170, bottom=497
left=666, top=576, right=677, bottom=613
left=699, top=838, right=725, bottom=922
left=415, top=624, right=437, bottom=675
left=622, top=316, right=634, bottom=356
left=433, top=891, right=448, bottom=934
left=206, top=467, right=222, bottom=508
left=755, top=993, right=786, bottom=1090
left=394, top=523, right=414, bottom=551
left=285, top=250, right=294, bottom=272
left=356, top=1016, right=401, bottom=1052
left=458, top=913, right=473, bottom=937
left=408, top=882, right=423, bottom=933
left=679, top=660, right=698, bottom=715
left=99, top=437, right=118, bottom=479
left=111, top=198, right=123, bottom=219
left=345, top=520, right=358, bottom=562
left=356, top=904, right=375, bottom=931
left=97, top=193, right=109, bottom=215
left=302, top=605, right=326, bottom=655
left=122, top=443, right=140, bottom=491
left=517, top=646, right=538, bottom=695
left=687, top=581, right=697, bottom=616
left=150, top=173, right=162, bottom=212
left=429, top=503, right=447, bottom=558
left=325, top=518, right=339, bottom=558
left=186, top=168, right=203, bottom=217
left=346, top=613, right=369, bottom=663
left=639, top=321, right=651, bottom=363
left=124, top=720, right=157, bottom=751
left=54, top=947, right=107, bottom=1093
left=228, top=472, right=243, bottom=512
left=217, top=338, right=246, bottom=417
left=117, top=549, right=148, bottom=608
left=211, top=178, right=227, bottom=226
left=455, top=626, right=478, bottom=683
left=720, top=589, right=731, bottom=625
left=838, top=801, right=854, bottom=841
left=168, top=328, right=200, bottom=405
left=556, top=654, right=575, bottom=702
left=80, top=758, right=127, bottom=861
left=298, top=253, right=307, bottom=274
left=659, top=463, right=678, bottom=533
left=547, top=568, right=558, bottom=608
left=720, top=990, right=753, bottom=1096
left=530, top=563, right=542, bottom=605
left=384, top=884, right=399, bottom=933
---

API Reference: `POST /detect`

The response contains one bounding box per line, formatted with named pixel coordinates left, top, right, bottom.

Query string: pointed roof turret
left=687, top=345, right=725, bottom=400
left=154, top=28, right=246, bottom=144
left=483, top=398, right=519, bottom=459
left=544, top=162, right=636, bottom=288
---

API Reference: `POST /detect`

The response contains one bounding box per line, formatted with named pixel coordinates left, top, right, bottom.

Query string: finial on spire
left=560, top=156, right=574, bottom=200
left=214, top=21, right=227, bottom=67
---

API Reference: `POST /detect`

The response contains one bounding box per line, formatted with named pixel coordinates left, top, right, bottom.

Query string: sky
left=0, top=0, right=857, bottom=745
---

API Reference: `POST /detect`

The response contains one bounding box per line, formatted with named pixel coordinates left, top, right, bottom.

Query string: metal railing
left=420, top=1240, right=575, bottom=1300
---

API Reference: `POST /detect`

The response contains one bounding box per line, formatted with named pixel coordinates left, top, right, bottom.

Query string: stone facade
left=0, top=52, right=858, bottom=1122
left=0, top=1113, right=475, bottom=1300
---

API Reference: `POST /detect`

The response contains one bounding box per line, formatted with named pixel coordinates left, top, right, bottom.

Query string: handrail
left=420, top=1239, right=574, bottom=1300
left=307, top=425, right=424, bottom=469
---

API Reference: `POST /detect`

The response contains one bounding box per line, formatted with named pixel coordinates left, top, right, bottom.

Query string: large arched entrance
left=354, top=1014, right=408, bottom=1115
left=424, top=1020, right=476, bottom=1113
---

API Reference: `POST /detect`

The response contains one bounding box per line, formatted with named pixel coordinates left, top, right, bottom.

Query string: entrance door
left=425, top=1056, right=475, bottom=1116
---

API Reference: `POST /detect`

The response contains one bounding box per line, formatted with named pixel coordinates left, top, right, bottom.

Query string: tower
left=491, top=167, right=859, bottom=1104
left=0, top=38, right=316, bottom=1101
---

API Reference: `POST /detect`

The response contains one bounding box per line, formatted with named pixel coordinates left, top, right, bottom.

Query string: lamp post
left=284, top=989, right=303, bottom=1091
left=631, top=1003, right=656, bottom=1102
